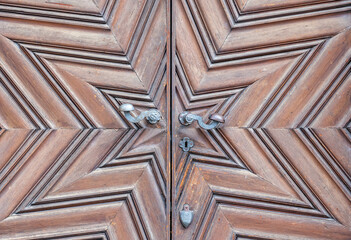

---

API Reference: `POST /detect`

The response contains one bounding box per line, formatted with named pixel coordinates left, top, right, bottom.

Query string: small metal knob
left=209, top=113, right=225, bottom=123
left=119, top=103, right=134, bottom=112
left=179, top=111, right=225, bottom=130
left=120, top=104, right=161, bottom=124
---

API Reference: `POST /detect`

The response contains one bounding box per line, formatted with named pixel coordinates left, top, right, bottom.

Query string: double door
left=0, top=0, right=350, bottom=239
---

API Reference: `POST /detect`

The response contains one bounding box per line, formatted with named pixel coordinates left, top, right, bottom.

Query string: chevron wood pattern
left=173, top=0, right=351, bottom=239
left=0, top=129, right=168, bottom=239
left=0, top=0, right=169, bottom=239
left=175, top=0, right=351, bottom=128
left=174, top=128, right=351, bottom=239
left=1, top=0, right=350, bottom=239
left=0, top=0, right=167, bottom=129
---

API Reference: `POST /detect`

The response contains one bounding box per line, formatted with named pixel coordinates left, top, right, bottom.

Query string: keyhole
left=179, top=137, right=193, bottom=152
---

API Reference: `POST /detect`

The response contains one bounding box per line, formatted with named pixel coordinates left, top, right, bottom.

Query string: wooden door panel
left=175, top=0, right=351, bottom=128
left=1, top=0, right=350, bottom=239
left=0, top=0, right=167, bottom=129
left=0, top=128, right=167, bottom=239
left=174, top=128, right=351, bottom=239
left=0, top=0, right=107, bottom=13
left=174, top=0, right=351, bottom=239
left=0, top=0, right=168, bottom=239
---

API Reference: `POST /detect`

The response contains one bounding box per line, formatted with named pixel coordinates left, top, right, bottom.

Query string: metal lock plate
left=180, top=204, right=193, bottom=228
left=179, top=137, right=194, bottom=152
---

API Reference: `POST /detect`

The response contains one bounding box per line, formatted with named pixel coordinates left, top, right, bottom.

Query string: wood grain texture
left=174, top=0, right=351, bottom=239
left=0, top=0, right=167, bottom=129
left=175, top=0, right=351, bottom=128
left=0, top=129, right=167, bottom=239
left=0, top=0, right=169, bottom=239
left=1, top=0, right=350, bottom=239
left=174, top=128, right=351, bottom=239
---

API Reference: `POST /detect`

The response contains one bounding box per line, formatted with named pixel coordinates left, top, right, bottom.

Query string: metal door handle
left=179, top=111, right=225, bottom=130
left=120, top=104, right=161, bottom=124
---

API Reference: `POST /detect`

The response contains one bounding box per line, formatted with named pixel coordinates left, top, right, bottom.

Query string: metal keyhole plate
left=179, top=137, right=194, bottom=152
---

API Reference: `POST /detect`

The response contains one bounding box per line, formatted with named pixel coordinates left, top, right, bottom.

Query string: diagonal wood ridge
left=174, top=0, right=351, bottom=239
left=0, top=0, right=350, bottom=239
left=0, top=1, right=168, bottom=239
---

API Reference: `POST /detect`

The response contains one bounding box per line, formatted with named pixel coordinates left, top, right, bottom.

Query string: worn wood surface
left=0, top=0, right=168, bottom=239
left=173, top=0, right=351, bottom=239
left=0, top=0, right=350, bottom=239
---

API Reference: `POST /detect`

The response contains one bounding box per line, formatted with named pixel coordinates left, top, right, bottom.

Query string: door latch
left=120, top=103, right=161, bottom=124
left=179, top=111, right=225, bottom=130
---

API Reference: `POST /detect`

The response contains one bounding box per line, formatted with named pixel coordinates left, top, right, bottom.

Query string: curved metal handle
left=179, top=111, right=225, bottom=130
left=120, top=104, right=161, bottom=124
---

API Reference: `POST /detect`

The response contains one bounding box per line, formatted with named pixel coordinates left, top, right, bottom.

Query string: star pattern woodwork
left=175, top=0, right=351, bottom=128
left=0, top=0, right=168, bottom=239
left=0, top=0, right=350, bottom=239
left=0, top=128, right=168, bottom=239
left=174, top=0, right=351, bottom=239
left=0, top=0, right=167, bottom=129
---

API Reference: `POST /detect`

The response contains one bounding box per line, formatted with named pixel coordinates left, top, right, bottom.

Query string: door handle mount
left=179, top=111, right=225, bottom=130
left=120, top=103, right=161, bottom=124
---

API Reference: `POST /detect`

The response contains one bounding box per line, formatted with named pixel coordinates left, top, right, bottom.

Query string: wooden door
left=0, top=0, right=169, bottom=239
left=0, top=0, right=350, bottom=239
left=173, top=0, right=351, bottom=239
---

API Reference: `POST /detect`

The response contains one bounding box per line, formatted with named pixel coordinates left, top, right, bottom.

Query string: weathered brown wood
left=1, top=0, right=350, bottom=239
left=0, top=0, right=168, bottom=239
left=173, top=0, right=351, bottom=239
